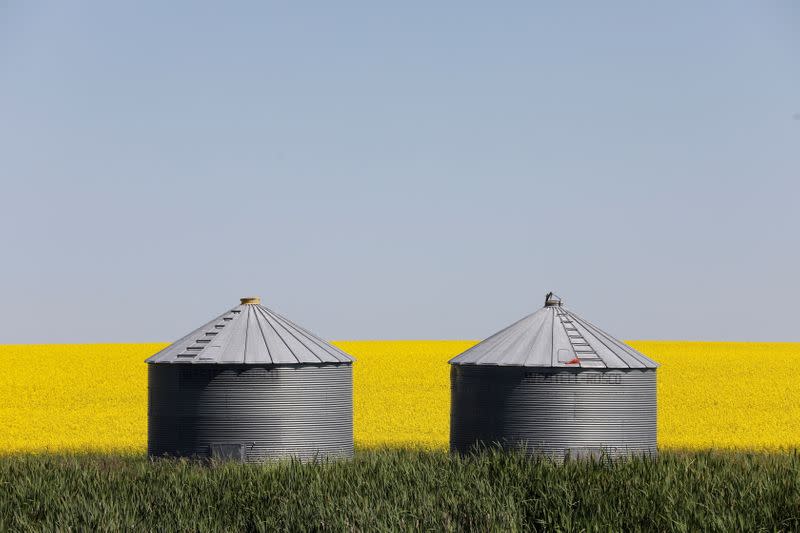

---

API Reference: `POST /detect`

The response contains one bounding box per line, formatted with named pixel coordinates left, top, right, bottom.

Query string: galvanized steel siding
left=148, top=364, right=353, bottom=462
left=450, top=366, right=657, bottom=458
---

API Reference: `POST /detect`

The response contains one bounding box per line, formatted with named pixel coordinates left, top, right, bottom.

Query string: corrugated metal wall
left=148, top=364, right=353, bottom=462
left=450, top=366, right=656, bottom=458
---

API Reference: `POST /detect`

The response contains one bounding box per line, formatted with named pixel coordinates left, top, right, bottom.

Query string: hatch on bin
left=209, top=443, right=247, bottom=461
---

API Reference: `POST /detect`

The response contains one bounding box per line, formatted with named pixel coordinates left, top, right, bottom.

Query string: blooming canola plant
left=0, top=341, right=798, bottom=453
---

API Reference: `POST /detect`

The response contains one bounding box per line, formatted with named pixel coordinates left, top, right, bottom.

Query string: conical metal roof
left=449, top=292, right=658, bottom=369
left=146, top=297, right=354, bottom=365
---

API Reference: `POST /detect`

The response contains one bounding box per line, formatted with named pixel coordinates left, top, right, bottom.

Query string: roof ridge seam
left=567, top=311, right=627, bottom=369
left=550, top=306, right=556, bottom=367
left=449, top=311, right=540, bottom=364
left=470, top=321, right=525, bottom=364
left=252, top=305, right=272, bottom=364
left=520, top=310, right=549, bottom=366
left=242, top=306, right=251, bottom=364
left=475, top=318, right=535, bottom=365
left=261, top=307, right=327, bottom=362
left=569, top=310, right=655, bottom=367
left=255, top=306, right=303, bottom=364
left=265, top=308, right=352, bottom=362
left=211, top=307, right=247, bottom=364
left=451, top=323, right=516, bottom=363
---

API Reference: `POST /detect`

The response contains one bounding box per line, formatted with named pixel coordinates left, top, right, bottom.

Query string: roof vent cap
left=544, top=292, right=562, bottom=307
left=240, top=297, right=261, bottom=305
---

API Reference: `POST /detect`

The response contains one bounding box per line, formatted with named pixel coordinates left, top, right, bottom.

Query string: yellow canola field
left=0, top=341, right=797, bottom=453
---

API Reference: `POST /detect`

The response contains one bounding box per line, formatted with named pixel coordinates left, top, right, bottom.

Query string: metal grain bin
left=146, top=297, right=354, bottom=462
left=449, top=293, right=658, bottom=459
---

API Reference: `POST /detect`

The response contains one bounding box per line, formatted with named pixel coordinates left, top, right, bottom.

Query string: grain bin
left=449, top=292, right=658, bottom=459
left=146, top=297, right=354, bottom=462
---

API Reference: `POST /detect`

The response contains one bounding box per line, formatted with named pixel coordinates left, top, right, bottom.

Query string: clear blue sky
left=1, top=2, right=798, bottom=343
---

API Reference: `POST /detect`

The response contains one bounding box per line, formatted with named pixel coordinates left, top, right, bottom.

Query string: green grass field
left=2, top=449, right=799, bottom=532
